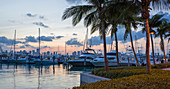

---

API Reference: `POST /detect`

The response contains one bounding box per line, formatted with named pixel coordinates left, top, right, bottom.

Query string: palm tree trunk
left=144, top=19, right=151, bottom=73
left=114, top=31, right=120, bottom=67
left=160, top=35, right=167, bottom=63
left=102, top=23, right=109, bottom=71
left=129, top=31, right=140, bottom=66
left=150, top=34, right=156, bottom=65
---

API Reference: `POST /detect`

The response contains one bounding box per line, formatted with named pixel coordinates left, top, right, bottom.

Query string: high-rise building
left=72, top=51, right=76, bottom=56
left=47, top=51, right=50, bottom=55
left=32, top=50, right=35, bottom=55
left=78, top=51, right=81, bottom=57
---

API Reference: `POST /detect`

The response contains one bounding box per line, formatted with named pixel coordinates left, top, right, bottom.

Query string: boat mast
left=39, top=28, right=40, bottom=58
left=14, top=30, right=16, bottom=59
left=83, top=28, right=89, bottom=51
left=65, top=41, right=66, bottom=55
left=111, top=36, right=113, bottom=51
left=86, top=28, right=88, bottom=49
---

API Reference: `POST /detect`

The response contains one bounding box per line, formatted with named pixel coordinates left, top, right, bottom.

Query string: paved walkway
left=162, top=68, right=170, bottom=70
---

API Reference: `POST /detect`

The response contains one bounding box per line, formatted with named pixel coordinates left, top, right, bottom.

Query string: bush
left=152, top=63, right=170, bottom=69
left=73, top=69, right=170, bottom=89
left=92, top=66, right=146, bottom=79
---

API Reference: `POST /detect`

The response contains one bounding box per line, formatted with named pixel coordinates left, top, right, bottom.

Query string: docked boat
left=34, top=57, right=58, bottom=65
left=68, top=48, right=97, bottom=67
left=91, top=50, right=137, bottom=67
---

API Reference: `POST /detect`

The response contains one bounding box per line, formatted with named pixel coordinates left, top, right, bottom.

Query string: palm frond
left=152, top=0, right=170, bottom=10
left=62, top=5, right=95, bottom=26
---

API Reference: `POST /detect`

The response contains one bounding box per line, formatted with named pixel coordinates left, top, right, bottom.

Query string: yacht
left=68, top=48, right=97, bottom=67
left=91, top=50, right=137, bottom=67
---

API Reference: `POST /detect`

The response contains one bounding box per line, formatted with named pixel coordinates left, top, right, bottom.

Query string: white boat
left=91, top=50, right=137, bottom=67
left=68, top=48, right=97, bottom=67
left=34, top=57, right=58, bottom=65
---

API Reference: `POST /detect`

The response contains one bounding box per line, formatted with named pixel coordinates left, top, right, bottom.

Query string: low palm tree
left=155, top=21, right=170, bottom=63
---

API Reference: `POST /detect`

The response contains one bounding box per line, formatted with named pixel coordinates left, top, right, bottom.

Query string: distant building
left=37, top=49, right=40, bottom=53
left=47, top=51, right=50, bottom=55
left=78, top=51, right=81, bottom=57
left=32, top=50, right=35, bottom=55
left=72, top=51, right=76, bottom=57
left=29, top=51, right=31, bottom=54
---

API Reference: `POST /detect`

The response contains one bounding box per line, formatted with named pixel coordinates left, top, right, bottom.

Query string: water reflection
left=0, top=64, right=93, bottom=89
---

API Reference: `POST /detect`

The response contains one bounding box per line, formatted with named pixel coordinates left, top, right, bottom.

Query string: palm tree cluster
left=62, top=0, right=169, bottom=73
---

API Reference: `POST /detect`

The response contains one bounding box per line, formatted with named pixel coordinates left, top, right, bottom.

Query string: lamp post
left=150, top=30, right=156, bottom=65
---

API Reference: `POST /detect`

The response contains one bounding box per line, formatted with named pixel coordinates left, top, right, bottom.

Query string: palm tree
left=113, top=2, right=141, bottom=66
left=164, top=23, right=170, bottom=42
left=135, top=0, right=170, bottom=73
left=62, top=0, right=109, bottom=71
left=155, top=21, right=170, bottom=63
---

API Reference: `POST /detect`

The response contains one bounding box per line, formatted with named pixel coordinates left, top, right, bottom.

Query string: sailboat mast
left=14, top=30, right=16, bottom=59
left=39, top=28, right=40, bottom=58
left=65, top=41, right=67, bottom=55
left=111, top=37, right=113, bottom=51
left=86, top=28, right=88, bottom=49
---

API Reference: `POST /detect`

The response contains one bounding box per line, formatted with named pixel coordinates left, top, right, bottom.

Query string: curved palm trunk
left=102, top=23, right=109, bottom=71
left=114, top=31, right=120, bottom=67
left=150, top=34, right=156, bottom=65
left=129, top=31, right=140, bottom=66
left=160, top=34, right=167, bottom=63
left=144, top=19, right=151, bottom=73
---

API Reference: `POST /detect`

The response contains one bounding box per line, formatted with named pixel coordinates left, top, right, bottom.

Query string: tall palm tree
left=62, top=0, right=109, bottom=71
left=143, top=14, right=166, bottom=65
left=123, top=19, right=141, bottom=66
left=135, top=0, right=170, bottom=73
left=114, top=2, right=141, bottom=66
left=155, top=21, right=170, bottom=63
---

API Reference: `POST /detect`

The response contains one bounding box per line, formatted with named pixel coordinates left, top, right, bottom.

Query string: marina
left=0, top=0, right=170, bottom=88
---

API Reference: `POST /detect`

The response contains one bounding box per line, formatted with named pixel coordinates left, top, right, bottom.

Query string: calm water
left=0, top=64, right=93, bottom=89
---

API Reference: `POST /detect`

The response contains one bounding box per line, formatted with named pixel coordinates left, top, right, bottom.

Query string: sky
left=0, top=0, right=170, bottom=55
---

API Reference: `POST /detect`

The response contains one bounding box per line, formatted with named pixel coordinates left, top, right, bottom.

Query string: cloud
left=20, top=46, right=25, bottom=48
left=56, top=36, right=64, bottom=39
left=66, top=0, right=83, bottom=4
left=25, top=36, right=37, bottom=43
left=73, top=33, right=77, bottom=36
left=38, top=36, right=54, bottom=41
left=66, top=38, right=83, bottom=46
left=8, top=20, right=16, bottom=23
left=41, top=46, right=50, bottom=49
left=26, top=13, right=36, bottom=17
left=39, top=16, right=45, bottom=19
left=33, top=22, right=49, bottom=28
left=88, top=27, right=146, bottom=46
left=0, top=36, right=23, bottom=45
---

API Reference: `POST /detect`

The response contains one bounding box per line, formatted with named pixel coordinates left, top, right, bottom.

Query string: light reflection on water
left=0, top=64, right=93, bottom=89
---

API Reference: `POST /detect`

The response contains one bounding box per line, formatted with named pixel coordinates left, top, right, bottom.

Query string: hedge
left=152, top=63, right=170, bottom=69
left=73, top=69, right=170, bottom=89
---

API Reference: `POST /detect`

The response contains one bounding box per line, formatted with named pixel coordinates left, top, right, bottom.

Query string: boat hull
left=68, top=61, right=94, bottom=67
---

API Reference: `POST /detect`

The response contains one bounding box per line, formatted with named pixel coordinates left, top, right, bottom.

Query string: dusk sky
left=0, top=0, right=170, bottom=54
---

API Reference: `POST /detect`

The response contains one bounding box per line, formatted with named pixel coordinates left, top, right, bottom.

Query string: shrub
left=152, top=63, right=170, bottom=69
left=73, top=69, right=170, bottom=89
left=92, top=66, right=147, bottom=79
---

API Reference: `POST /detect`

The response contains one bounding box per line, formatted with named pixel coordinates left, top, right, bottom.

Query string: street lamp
left=150, top=30, right=156, bottom=35
left=150, top=30, right=156, bottom=65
